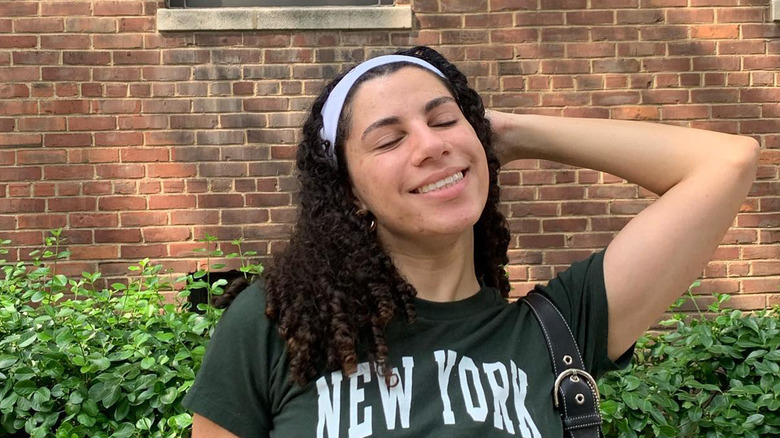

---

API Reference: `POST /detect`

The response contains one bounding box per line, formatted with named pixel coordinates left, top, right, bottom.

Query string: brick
left=12, top=51, right=58, bottom=66
left=148, top=195, right=196, bottom=210
left=63, top=51, right=111, bottom=65
left=17, top=150, right=67, bottom=165
left=163, top=49, right=210, bottom=65
left=222, top=209, right=269, bottom=225
left=0, top=85, right=29, bottom=99
left=65, top=17, right=116, bottom=32
left=142, top=66, right=190, bottom=81
left=40, top=100, right=88, bottom=115
left=0, top=2, right=38, bottom=16
left=15, top=17, right=64, bottom=33
left=194, top=32, right=242, bottom=46
left=113, top=50, right=160, bottom=65
left=45, top=133, right=91, bottom=148
left=145, top=131, right=194, bottom=146
left=142, top=227, right=190, bottom=242
left=68, top=116, right=116, bottom=131
left=97, top=93, right=135, bottom=112
left=691, top=89, right=739, bottom=103
left=740, top=88, right=780, bottom=102
left=611, top=106, right=660, bottom=120
left=146, top=163, right=197, bottom=178
left=742, top=278, right=780, bottom=294
left=641, top=89, right=689, bottom=104
left=94, top=67, right=141, bottom=81
left=243, top=98, right=289, bottom=112
left=120, top=211, right=167, bottom=226
left=69, top=245, right=119, bottom=260
left=541, top=28, right=589, bottom=42
left=94, top=1, right=143, bottom=16
left=661, top=105, right=709, bottom=119
left=0, top=199, right=45, bottom=213
left=98, top=196, right=146, bottom=211
left=717, top=7, right=764, bottom=23
left=197, top=130, right=244, bottom=145
left=691, top=24, right=739, bottom=39
left=593, top=59, right=640, bottom=73
left=94, top=34, right=144, bottom=49
left=43, top=164, right=92, bottom=180
left=0, top=36, right=37, bottom=48
left=95, top=164, right=145, bottom=179
left=171, top=210, right=219, bottom=225
left=48, top=197, right=96, bottom=212
left=741, top=120, right=780, bottom=135
left=0, top=167, right=42, bottom=182
left=666, top=8, right=714, bottom=23
left=640, top=25, right=687, bottom=41
left=171, top=115, right=218, bottom=129
left=247, top=129, right=296, bottom=145
left=118, top=17, right=154, bottom=32
left=120, top=147, right=168, bottom=162
left=712, top=105, right=760, bottom=119
left=41, top=1, right=91, bottom=16
left=42, top=67, right=90, bottom=82
left=193, top=98, right=242, bottom=113
left=743, top=56, right=780, bottom=71
left=41, top=35, right=90, bottom=50
left=245, top=193, right=290, bottom=207
left=16, top=117, right=65, bottom=132
left=95, top=131, right=144, bottom=147
left=121, top=244, right=167, bottom=258
left=197, top=194, right=244, bottom=208
left=95, top=229, right=141, bottom=243
left=65, top=177, right=105, bottom=195
left=70, top=213, right=118, bottom=228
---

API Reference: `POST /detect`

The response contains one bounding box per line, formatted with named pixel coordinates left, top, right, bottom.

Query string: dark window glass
left=167, top=0, right=392, bottom=7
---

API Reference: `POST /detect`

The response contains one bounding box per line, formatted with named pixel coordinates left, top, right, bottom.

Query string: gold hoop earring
left=368, top=219, right=376, bottom=233
left=356, top=208, right=368, bottom=217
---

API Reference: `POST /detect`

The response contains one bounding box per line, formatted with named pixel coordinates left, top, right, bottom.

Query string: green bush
left=0, top=231, right=262, bottom=438
left=1, top=231, right=778, bottom=437
left=599, top=284, right=780, bottom=438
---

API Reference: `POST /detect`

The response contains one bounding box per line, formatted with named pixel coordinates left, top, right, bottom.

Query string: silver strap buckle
left=553, top=368, right=600, bottom=408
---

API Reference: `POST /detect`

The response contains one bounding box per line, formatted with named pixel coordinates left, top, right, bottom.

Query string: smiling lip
left=411, top=167, right=468, bottom=194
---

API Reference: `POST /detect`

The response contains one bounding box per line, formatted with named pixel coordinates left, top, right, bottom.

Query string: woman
left=183, top=46, right=759, bottom=437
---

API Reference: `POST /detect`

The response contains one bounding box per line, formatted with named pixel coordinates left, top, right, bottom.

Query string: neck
left=379, top=228, right=481, bottom=302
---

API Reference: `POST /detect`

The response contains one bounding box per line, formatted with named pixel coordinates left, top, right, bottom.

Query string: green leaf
left=113, top=399, right=130, bottom=422
left=82, top=399, right=99, bottom=417
left=742, top=413, right=764, bottom=428
left=160, top=387, right=177, bottom=405
left=0, top=355, right=18, bottom=369
left=111, top=422, right=135, bottom=438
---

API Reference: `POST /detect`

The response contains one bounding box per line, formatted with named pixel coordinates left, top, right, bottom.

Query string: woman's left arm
left=487, top=110, right=761, bottom=361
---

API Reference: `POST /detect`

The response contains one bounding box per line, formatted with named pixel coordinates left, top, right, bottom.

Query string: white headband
left=319, top=55, right=446, bottom=164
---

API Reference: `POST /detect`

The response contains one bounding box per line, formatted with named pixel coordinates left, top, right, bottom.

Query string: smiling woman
left=181, top=46, right=759, bottom=438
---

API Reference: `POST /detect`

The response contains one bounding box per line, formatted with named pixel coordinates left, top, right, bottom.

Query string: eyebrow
left=360, top=96, right=457, bottom=141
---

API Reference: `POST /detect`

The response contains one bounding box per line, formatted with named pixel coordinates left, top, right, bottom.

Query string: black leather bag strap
left=520, top=289, right=604, bottom=438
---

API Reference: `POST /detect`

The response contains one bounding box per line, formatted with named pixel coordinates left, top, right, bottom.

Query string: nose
left=410, top=122, right=449, bottom=166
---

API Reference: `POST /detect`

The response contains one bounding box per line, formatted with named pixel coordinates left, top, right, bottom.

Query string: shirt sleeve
left=534, top=247, right=634, bottom=381
left=182, top=280, right=280, bottom=438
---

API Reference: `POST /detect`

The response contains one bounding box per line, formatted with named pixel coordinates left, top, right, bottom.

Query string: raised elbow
left=731, top=137, right=760, bottom=172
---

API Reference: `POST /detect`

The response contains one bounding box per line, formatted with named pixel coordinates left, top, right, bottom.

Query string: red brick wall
left=0, top=0, right=778, bottom=309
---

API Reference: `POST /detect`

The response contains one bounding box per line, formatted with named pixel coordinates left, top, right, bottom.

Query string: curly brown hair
left=222, top=46, right=510, bottom=385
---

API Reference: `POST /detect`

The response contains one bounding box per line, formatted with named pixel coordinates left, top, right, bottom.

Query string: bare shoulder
left=192, top=414, right=240, bottom=438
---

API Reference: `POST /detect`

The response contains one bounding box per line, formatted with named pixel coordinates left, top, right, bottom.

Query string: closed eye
left=432, top=120, right=457, bottom=128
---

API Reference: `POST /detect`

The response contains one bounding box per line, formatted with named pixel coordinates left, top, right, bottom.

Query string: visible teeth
left=417, top=171, right=463, bottom=194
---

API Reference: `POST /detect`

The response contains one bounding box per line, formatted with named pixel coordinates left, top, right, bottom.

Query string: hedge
left=1, top=232, right=778, bottom=437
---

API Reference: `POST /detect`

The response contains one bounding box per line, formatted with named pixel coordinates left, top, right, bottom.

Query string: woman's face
left=343, top=66, right=489, bottom=245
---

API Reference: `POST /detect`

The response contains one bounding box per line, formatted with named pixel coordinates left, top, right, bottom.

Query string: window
left=158, top=0, right=411, bottom=31
left=167, top=0, right=393, bottom=7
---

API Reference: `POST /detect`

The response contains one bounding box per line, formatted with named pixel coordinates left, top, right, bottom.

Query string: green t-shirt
left=183, top=248, right=633, bottom=437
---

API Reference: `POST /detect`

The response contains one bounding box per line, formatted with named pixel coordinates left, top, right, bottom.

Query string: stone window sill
left=773, top=0, right=780, bottom=21
left=157, top=5, right=412, bottom=31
